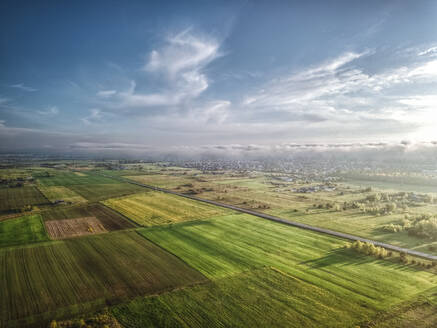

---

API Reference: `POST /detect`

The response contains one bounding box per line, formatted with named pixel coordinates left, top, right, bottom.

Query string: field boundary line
left=99, top=202, right=141, bottom=228
left=135, top=229, right=210, bottom=282
left=101, top=173, right=437, bottom=261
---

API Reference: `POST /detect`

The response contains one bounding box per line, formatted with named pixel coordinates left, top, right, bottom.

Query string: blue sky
left=1, top=0, right=437, bottom=154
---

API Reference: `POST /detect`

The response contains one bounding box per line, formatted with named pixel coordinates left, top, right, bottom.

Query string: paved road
left=105, top=174, right=437, bottom=261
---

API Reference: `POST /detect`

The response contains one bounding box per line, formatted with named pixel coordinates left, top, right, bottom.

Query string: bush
left=350, top=241, right=388, bottom=259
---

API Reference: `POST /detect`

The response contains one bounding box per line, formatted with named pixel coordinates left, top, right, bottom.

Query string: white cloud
left=37, top=106, right=59, bottom=116
left=144, top=29, right=219, bottom=76
left=240, top=50, right=437, bottom=140
left=105, top=29, right=220, bottom=111
left=69, top=142, right=150, bottom=150
left=418, top=46, right=437, bottom=57
left=81, top=108, right=104, bottom=125
left=96, top=90, right=117, bottom=98
left=10, top=83, right=37, bottom=92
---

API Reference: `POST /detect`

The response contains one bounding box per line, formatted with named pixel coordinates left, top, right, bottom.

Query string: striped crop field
left=103, top=191, right=230, bottom=226
left=139, top=214, right=437, bottom=326
left=0, top=231, right=206, bottom=327
left=112, top=267, right=385, bottom=328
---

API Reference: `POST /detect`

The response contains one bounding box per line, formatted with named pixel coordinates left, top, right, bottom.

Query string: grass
left=103, top=191, right=229, bottom=226
left=69, top=183, right=144, bottom=202
left=364, top=288, right=437, bottom=327
left=41, top=203, right=135, bottom=231
left=112, top=267, right=381, bottom=328
left=0, top=231, right=206, bottom=328
left=37, top=186, right=86, bottom=204
left=126, top=174, right=196, bottom=189
left=140, top=214, right=437, bottom=322
left=0, top=214, right=49, bottom=248
left=0, top=186, right=49, bottom=213
left=37, top=172, right=119, bottom=186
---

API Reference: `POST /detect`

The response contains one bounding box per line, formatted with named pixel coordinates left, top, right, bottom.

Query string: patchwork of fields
left=0, top=231, right=206, bottom=327
left=103, top=191, right=229, bottom=226
left=0, top=165, right=436, bottom=327
left=126, top=172, right=437, bottom=255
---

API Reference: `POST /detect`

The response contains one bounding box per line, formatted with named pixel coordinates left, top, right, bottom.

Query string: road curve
left=104, top=174, right=437, bottom=261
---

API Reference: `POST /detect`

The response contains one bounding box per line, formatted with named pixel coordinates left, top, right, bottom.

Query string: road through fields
left=103, top=174, right=437, bottom=261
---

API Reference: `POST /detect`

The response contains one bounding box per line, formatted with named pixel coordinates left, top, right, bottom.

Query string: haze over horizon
left=2, top=1, right=437, bottom=156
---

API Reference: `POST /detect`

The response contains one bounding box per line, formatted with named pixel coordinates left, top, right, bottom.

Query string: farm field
left=103, top=191, right=229, bottom=226
left=37, top=172, right=119, bottom=186
left=126, top=174, right=197, bottom=189
left=41, top=203, right=135, bottom=231
left=0, top=163, right=436, bottom=328
left=367, top=290, right=437, bottom=328
left=0, top=214, right=49, bottom=248
left=0, top=186, right=49, bottom=213
left=44, top=216, right=108, bottom=239
left=0, top=231, right=206, bottom=327
left=129, top=169, right=437, bottom=255
left=343, top=179, right=437, bottom=194
left=37, top=185, right=86, bottom=204
left=140, top=214, right=436, bottom=326
left=69, top=182, right=144, bottom=202
left=112, top=267, right=378, bottom=328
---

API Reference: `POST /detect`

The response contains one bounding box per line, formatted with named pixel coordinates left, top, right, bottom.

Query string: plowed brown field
left=44, top=216, right=107, bottom=239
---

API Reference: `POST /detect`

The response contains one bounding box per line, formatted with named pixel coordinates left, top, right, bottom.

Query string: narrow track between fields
left=102, top=174, right=437, bottom=261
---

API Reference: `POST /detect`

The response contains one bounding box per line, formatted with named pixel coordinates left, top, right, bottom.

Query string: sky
left=1, top=0, right=437, bottom=156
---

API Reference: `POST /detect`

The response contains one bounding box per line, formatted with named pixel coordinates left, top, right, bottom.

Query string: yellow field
left=38, top=186, right=86, bottom=204
left=103, top=191, right=229, bottom=226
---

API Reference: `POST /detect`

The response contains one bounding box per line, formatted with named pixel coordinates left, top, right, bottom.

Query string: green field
left=69, top=182, right=144, bottom=202
left=37, top=185, right=86, bottom=204
left=126, top=174, right=197, bottom=189
left=0, top=215, right=49, bottom=248
left=37, top=172, right=118, bottom=186
left=113, top=267, right=376, bottom=328
left=41, top=203, right=135, bottom=230
left=140, top=214, right=436, bottom=326
left=0, top=186, right=49, bottom=213
left=103, top=191, right=229, bottom=226
left=0, top=231, right=206, bottom=327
